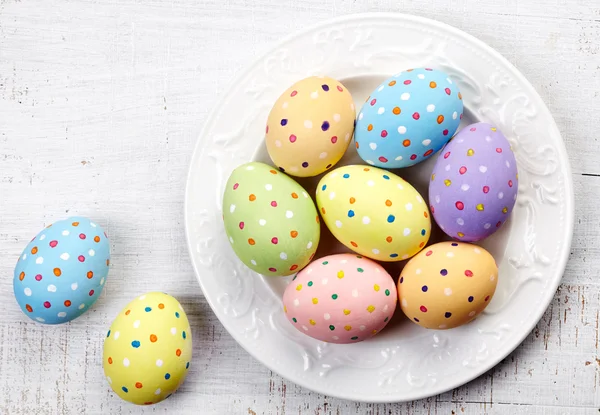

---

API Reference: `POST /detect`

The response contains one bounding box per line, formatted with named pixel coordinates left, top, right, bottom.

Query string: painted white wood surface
left=1, top=0, right=599, bottom=413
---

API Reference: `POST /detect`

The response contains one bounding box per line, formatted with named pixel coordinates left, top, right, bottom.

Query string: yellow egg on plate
left=265, top=76, right=355, bottom=177
left=102, top=292, right=192, bottom=405
left=316, top=165, right=431, bottom=261
left=397, top=241, right=498, bottom=329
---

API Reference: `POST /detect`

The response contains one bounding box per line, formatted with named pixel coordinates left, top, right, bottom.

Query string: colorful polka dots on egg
left=223, top=162, right=320, bottom=277
left=397, top=241, right=498, bottom=330
left=265, top=76, right=355, bottom=177
left=355, top=68, right=463, bottom=169
left=13, top=216, right=110, bottom=324
left=429, top=122, right=518, bottom=242
left=316, top=165, right=430, bottom=262
left=103, top=292, right=192, bottom=405
left=283, top=254, right=397, bottom=344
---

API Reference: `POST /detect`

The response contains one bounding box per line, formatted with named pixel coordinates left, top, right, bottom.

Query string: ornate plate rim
left=184, top=12, right=575, bottom=403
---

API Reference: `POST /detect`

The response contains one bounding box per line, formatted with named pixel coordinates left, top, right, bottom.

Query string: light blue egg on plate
left=355, top=68, right=464, bottom=168
left=13, top=216, right=110, bottom=324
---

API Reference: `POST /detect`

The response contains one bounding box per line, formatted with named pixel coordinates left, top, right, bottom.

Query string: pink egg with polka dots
left=282, top=253, right=397, bottom=344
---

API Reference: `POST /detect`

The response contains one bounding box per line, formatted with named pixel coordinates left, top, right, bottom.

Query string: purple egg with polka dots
left=428, top=122, right=518, bottom=241
left=13, top=216, right=110, bottom=324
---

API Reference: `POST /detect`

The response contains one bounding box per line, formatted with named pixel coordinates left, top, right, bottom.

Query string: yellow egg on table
left=102, top=292, right=192, bottom=405
left=265, top=76, right=355, bottom=177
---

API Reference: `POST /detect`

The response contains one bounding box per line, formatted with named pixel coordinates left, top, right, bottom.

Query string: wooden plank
left=1, top=0, right=599, bottom=413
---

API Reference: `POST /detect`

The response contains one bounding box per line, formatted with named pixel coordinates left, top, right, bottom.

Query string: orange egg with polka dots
left=397, top=241, right=498, bottom=330
left=102, top=292, right=192, bottom=405
left=283, top=253, right=397, bottom=344
left=265, top=76, right=356, bottom=177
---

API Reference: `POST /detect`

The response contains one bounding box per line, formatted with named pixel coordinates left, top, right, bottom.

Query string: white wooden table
left=1, top=1, right=599, bottom=413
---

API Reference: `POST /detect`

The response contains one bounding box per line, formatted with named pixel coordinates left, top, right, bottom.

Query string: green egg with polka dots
left=222, top=161, right=320, bottom=276
left=316, top=165, right=431, bottom=262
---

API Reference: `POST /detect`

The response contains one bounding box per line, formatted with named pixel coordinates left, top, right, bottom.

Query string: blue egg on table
left=355, top=68, right=464, bottom=168
left=13, top=216, right=110, bottom=324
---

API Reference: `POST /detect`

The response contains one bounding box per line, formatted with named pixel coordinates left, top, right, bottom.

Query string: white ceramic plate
left=184, top=12, right=574, bottom=403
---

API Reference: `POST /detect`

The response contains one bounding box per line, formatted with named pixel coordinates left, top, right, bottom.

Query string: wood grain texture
left=1, top=0, right=599, bottom=413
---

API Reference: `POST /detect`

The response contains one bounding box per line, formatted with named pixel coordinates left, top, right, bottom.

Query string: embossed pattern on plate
left=184, top=13, right=574, bottom=403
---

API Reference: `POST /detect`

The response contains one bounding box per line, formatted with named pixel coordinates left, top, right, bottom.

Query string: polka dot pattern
left=429, top=122, right=519, bottom=242
left=355, top=68, right=463, bottom=168
left=316, top=165, right=430, bottom=262
left=102, top=292, right=192, bottom=406
left=265, top=76, right=355, bottom=177
left=13, top=217, right=110, bottom=324
left=397, top=241, right=498, bottom=330
left=283, top=254, right=397, bottom=344
left=223, top=162, right=320, bottom=277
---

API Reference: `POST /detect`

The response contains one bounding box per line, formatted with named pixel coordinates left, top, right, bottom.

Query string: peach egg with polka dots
left=316, top=165, right=430, bottom=262
left=397, top=241, right=498, bottom=330
left=223, top=161, right=320, bottom=277
left=265, top=76, right=356, bottom=177
left=283, top=253, right=397, bottom=344
left=103, top=292, right=192, bottom=405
